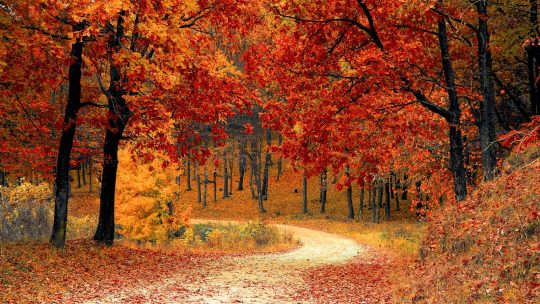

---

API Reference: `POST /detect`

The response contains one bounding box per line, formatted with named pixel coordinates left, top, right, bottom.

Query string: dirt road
left=84, top=221, right=364, bottom=303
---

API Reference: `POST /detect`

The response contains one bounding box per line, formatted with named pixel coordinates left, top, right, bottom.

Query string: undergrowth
left=169, top=222, right=297, bottom=253
left=396, top=149, right=540, bottom=303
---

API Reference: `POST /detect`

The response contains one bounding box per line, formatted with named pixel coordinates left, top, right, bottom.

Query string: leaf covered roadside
left=296, top=247, right=394, bottom=304
left=0, top=240, right=218, bottom=303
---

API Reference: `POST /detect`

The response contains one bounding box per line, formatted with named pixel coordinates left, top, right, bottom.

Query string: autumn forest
left=0, top=0, right=539, bottom=303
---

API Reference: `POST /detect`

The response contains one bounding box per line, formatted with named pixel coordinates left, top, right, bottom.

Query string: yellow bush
left=206, top=229, right=223, bottom=247
left=0, top=180, right=51, bottom=207
left=115, top=149, right=190, bottom=244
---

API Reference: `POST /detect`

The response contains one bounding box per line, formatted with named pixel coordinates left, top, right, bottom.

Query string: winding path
left=85, top=221, right=364, bottom=303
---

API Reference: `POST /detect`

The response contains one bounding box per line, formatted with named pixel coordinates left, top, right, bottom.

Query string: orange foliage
left=116, top=149, right=190, bottom=244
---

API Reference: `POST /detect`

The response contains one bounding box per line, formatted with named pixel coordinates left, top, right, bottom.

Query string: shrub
left=177, top=222, right=295, bottom=252
left=66, top=215, right=96, bottom=240
left=398, top=152, right=540, bottom=303
left=0, top=182, right=52, bottom=242
left=115, top=149, right=190, bottom=244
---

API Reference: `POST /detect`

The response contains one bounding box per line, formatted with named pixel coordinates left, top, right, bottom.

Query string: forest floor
left=0, top=166, right=410, bottom=303
left=79, top=222, right=391, bottom=304
left=1, top=222, right=394, bottom=303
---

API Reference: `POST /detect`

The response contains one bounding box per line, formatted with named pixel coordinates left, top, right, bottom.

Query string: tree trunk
left=88, top=157, right=93, bottom=192
left=197, top=172, right=201, bottom=203
left=371, top=182, right=377, bottom=223
left=203, top=169, right=208, bottom=207
left=302, top=173, right=308, bottom=214
left=475, top=0, right=498, bottom=181
left=320, top=170, right=327, bottom=214
left=384, top=178, right=391, bottom=220
left=401, top=174, right=408, bottom=200
left=376, top=180, right=383, bottom=223
left=213, top=171, right=217, bottom=202
left=249, top=162, right=256, bottom=199
left=389, top=173, right=394, bottom=199
left=438, top=0, right=468, bottom=201
left=76, top=168, right=81, bottom=188
left=528, top=0, right=540, bottom=116
left=238, top=139, right=246, bottom=191
left=50, top=40, right=83, bottom=248
left=358, top=187, right=364, bottom=220
left=277, top=133, right=283, bottom=180
left=186, top=157, right=192, bottom=191
left=229, top=157, right=233, bottom=195
left=367, top=187, right=372, bottom=210
left=81, top=160, right=86, bottom=185
left=346, top=166, right=354, bottom=219
left=223, top=152, right=229, bottom=199
left=94, top=14, right=131, bottom=246
left=347, top=184, right=354, bottom=219
left=261, top=129, right=271, bottom=200
left=250, top=137, right=265, bottom=213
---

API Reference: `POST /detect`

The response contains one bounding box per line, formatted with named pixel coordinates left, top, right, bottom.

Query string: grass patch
left=168, top=221, right=298, bottom=254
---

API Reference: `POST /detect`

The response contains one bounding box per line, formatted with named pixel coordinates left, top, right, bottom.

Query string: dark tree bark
left=436, top=0, right=467, bottom=200
left=528, top=0, right=540, bottom=116
left=320, top=170, right=327, bottom=214
left=213, top=171, right=217, bottom=202
left=261, top=129, right=272, bottom=200
left=302, top=172, right=308, bottom=214
left=228, top=157, right=233, bottom=195
left=367, top=187, right=372, bottom=210
left=250, top=137, right=265, bottom=213
left=50, top=39, right=83, bottom=248
left=358, top=187, right=365, bottom=220
left=223, top=152, right=229, bottom=199
left=346, top=166, right=354, bottom=219
left=88, top=157, right=93, bottom=193
left=319, top=174, right=323, bottom=203
left=475, top=0, right=498, bottom=181
left=238, top=139, right=246, bottom=191
left=197, top=172, right=202, bottom=203
left=81, top=160, right=86, bottom=185
left=389, top=173, right=394, bottom=199
left=186, top=157, right=192, bottom=191
left=410, top=0, right=469, bottom=201
left=376, top=180, right=383, bottom=223
left=371, top=182, right=377, bottom=223
left=401, top=174, right=408, bottom=200
left=249, top=161, right=256, bottom=199
left=76, top=167, right=81, bottom=188
left=203, top=169, right=208, bottom=207
left=0, top=170, right=5, bottom=187
left=384, top=178, right=391, bottom=220
left=94, top=13, right=132, bottom=246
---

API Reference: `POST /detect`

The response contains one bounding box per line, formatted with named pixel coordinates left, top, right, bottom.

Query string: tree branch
left=79, top=101, right=107, bottom=109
